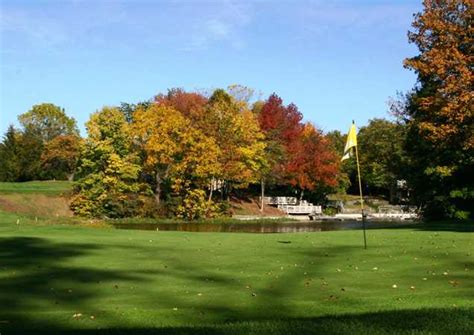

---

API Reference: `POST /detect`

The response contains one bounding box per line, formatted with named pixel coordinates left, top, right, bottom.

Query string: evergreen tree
left=0, top=125, right=21, bottom=182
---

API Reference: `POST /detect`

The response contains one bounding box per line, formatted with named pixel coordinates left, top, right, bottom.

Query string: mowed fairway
left=0, top=210, right=473, bottom=334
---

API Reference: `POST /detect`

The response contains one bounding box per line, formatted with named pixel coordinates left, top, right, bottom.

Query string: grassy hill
left=0, top=181, right=74, bottom=219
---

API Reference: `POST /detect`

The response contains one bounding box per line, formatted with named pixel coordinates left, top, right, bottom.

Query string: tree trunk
left=155, top=172, right=161, bottom=205
left=208, top=178, right=214, bottom=202
left=389, top=184, right=395, bottom=204
left=67, top=173, right=74, bottom=181
left=226, top=182, right=231, bottom=202
left=260, top=178, right=265, bottom=214
left=299, top=189, right=304, bottom=204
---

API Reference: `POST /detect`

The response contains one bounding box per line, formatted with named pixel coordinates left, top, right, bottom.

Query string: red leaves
left=287, top=124, right=339, bottom=191
left=258, top=94, right=339, bottom=191
left=259, top=94, right=303, bottom=146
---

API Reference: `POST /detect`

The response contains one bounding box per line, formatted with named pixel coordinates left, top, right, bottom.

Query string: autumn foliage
left=258, top=94, right=338, bottom=195
left=402, top=0, right=473, bottom=219
left=287, top=123, right=339, bottom=192
left=403, top=0, right=473, bottom=150
left=1, top=88, right=342, bottom=219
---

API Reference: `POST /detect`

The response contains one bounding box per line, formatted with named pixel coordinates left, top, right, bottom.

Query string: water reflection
left=113, top=220, right=416, bottom=233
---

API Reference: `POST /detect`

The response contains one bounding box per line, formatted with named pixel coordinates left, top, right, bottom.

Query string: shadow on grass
left=3, top=308, right=473, bottom=334
left=0, top=236, right=154, bottom=331
left=1, top=235, right=472, bottom=334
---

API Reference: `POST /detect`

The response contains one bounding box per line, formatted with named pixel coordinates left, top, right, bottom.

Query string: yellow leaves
left=71, top=106, right=151, bottom=218
left=133, top=96, right=267, bottom=202
left=424, top=165, right=455, bottom=178
left=175, top=189, right=218, bottom=220
left=133, top=105, right=191, bottom=171
left=86, top=107, right=130, bottom=145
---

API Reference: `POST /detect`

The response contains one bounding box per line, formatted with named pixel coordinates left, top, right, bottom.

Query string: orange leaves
left=405, top=0, right=473, bottom=148
left=40, top=135, right=82, bottom=177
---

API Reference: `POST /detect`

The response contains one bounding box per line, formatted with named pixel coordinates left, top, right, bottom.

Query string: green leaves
left=70, top=107, right=150, bottom=218
left=18, top=103, right=79, bottom=143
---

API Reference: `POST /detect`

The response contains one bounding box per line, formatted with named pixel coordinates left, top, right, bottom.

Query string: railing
left=278, top=205, right=322, bottom=215
left=263, top=196, right=298, bottom=205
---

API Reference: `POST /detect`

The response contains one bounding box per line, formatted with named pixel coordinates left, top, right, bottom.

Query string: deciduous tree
left=287, top=123, right=339, bottom=201
left=41, top=135, right=82, bottom=181
left=132, top=104, right=220, bottom=205
left=71, top=107, right=149, bottom=218
left=402, top=0, right=473, bottom=219
left=154, top=88, right=208, bottom=122
left=18, top=103, right=78, bottom=142
left=358, top=119, right=407, bottom=201
left=201, top=89, right=267, bottom=198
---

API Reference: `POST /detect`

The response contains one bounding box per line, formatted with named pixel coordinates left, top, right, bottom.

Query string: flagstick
left=354, top=144, right=367, bottom=249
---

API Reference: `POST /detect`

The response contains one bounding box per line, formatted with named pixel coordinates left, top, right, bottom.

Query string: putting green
left=0, top=212, right=472, bottom=334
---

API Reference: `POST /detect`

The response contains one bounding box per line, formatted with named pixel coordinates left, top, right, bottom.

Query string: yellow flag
left=341, top=123, right=357, bottom=161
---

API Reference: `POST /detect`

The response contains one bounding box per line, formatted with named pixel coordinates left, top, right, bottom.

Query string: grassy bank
left=0, top=180, right=73, bottom=195
left=0, top=210, right=472, bottom=334
left=0, top=181, right=79, bottom=224
left=0, top=181, right=289, bottom=224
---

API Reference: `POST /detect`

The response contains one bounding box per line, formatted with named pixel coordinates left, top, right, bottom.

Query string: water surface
left=113, top=220, right=417, bottom=233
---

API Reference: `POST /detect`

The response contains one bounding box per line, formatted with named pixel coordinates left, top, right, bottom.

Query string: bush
left=175, top=189, right=220, bottom=220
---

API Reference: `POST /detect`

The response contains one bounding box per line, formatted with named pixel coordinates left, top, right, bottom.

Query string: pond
left=113, top=220, right=417, bottom=233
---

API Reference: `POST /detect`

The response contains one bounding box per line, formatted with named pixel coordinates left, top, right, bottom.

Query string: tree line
left=0, top=87, right=345, bottom=219
left=0, top=1, right=471, bottom=220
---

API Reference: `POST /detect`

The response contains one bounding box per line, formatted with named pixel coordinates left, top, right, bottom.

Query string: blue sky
left=0, top=0, right=421, bottom=136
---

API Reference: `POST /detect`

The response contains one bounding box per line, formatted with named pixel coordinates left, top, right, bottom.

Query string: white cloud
left=186, top=1, right=252, bottom=51
left=207, top=19, right=231, bottom=38
left=1, top=0, right=253, bottom=53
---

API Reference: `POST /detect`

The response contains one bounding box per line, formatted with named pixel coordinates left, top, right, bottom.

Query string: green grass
left=0, top=180, right=73, bottom=195
left=0, top=210, right=472, bottom=334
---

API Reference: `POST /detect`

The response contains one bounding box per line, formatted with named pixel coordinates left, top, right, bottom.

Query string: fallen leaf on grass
left=449, top=280, right=459, bottom=287
left=324, top=295, right=338, bottom=301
